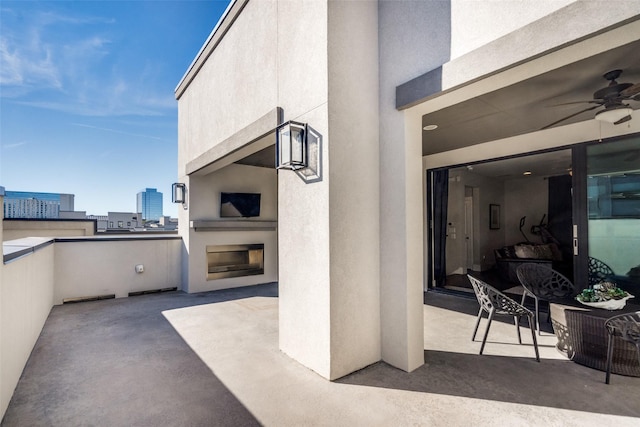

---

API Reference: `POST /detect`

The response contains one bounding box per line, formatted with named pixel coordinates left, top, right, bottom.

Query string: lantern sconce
left=172, top=183, right=186, bottom=204
left=276, top=121, right=308, bottom=170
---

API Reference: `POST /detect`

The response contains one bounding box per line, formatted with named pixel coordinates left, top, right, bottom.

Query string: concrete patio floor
left=2, top=282, right=639, bottom=426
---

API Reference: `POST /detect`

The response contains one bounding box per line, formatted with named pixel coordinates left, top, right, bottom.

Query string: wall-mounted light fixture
left=172, top=183, right=186, bottom=204
left=276, top=121, right=307, bottom=170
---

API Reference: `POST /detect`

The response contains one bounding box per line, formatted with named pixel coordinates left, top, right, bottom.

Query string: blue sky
left=1, top=0, right=231, bottom=217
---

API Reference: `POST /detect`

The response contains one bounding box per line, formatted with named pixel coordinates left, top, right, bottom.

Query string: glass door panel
left=586, top=136, right=640, bottom=294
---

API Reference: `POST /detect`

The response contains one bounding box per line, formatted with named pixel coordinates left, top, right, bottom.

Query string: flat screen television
left=220, top=192, right=261, bottom=218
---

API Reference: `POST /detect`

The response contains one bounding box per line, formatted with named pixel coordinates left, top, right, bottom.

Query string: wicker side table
left=550, top=301, right=640, bottom=377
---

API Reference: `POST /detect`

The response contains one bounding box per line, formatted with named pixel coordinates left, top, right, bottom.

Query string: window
left=118, top=221, right=124, bottom=228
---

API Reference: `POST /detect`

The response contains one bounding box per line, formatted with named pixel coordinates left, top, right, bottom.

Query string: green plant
left=577, top=281, right=629, bottom=303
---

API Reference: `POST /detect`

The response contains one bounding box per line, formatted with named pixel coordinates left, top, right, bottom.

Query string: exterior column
left=379, top=110, right=425, bottom=372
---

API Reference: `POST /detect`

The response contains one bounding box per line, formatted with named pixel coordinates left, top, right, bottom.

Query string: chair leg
left=514, top=315, right=522, bottom=344
left=534, top=297, right=541, bottom=335
left=472, top=307, right=483, bottom=341
left=606, top=333, right=615, bottom=384
left=529, top=316, right=540, bottom=362
left=479, top=309, right=494, bottom=355
left=521, top=290, right=527, bottom=306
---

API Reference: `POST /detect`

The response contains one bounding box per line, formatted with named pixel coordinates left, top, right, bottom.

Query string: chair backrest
left=467, top=274, right=530, bottom=316
left=516, top=263, right=576, bottom=301
left=605, top=311, right=640, bottom=344
left=588, top=257, right=616, bottom=288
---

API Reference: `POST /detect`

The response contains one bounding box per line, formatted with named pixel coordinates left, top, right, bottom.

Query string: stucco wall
left=450, top=0, right=574, bottom=59
left=54, top=237, right=181, bottom=303
left=275, top=0, right=332, bottom=379
left=178, top=0, right=380, bottom=380
left=177, top=1, right=278, bottom=171
left=1, top=244, right=54, bottom=419
left=325, top=0, right=380, bottom=379
left=186, top=163, right=277, bottom=293
left=378, top=0, right=451, bottom=372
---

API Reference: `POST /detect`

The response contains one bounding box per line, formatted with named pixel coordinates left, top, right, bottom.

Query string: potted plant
left=576, top=281, right=634, bottom=310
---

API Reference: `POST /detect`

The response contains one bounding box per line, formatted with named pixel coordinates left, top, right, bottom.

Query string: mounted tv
left=220, top=192, right=261, bottom=218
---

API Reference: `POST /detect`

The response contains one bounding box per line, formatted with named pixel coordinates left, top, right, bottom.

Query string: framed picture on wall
left=489, top=204, right=500, bottom=230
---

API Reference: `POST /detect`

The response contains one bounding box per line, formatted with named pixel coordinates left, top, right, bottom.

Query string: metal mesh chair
left=467, top=274, right=540, bottom=361
left=588, top=256, right=616, bottom=288
left=516, top=263, right=576, bottom=334
left=605, top=311, right=640, bottom=384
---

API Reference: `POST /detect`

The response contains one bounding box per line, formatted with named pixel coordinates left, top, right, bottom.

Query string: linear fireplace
left=206, top=244, right=264, bottom=280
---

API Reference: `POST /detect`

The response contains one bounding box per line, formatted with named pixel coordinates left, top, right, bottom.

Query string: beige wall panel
left=326, top=0, right=380, bottom=380
left=276, top=0, right=328, bottom=123
left=54, top=239, right=181, bottom=303
left=1, top=245, right=54, bottom=418
left=379, top=1, right=440, bottom=372
left=450, top=0, right=574, bottom=59
left=177, top=0, right=278, bottom=171
left=278, top=104, right=331, bottom=379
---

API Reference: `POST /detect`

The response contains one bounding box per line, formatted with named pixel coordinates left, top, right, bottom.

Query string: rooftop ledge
left=3, top=237, right=54, bottom=263
left=3, top=234, right=181, bottom=264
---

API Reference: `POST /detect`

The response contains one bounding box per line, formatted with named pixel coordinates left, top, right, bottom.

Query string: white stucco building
left=175, top=0, right=640, bottom=380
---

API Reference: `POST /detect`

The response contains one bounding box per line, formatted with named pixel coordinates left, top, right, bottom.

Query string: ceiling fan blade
left=614, top=115, right=632, bottom=125
left=621, top=83, right=640, bottom=97
left=547, top=100, right=603, bottom=107
left=541, top=105, right=600, bottom=130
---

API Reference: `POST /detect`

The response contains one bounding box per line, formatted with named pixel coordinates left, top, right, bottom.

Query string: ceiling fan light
left=595, top=107, right=632, bottom=123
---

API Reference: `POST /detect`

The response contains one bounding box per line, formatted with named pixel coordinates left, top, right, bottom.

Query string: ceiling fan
left=542, top=69, right=640, bottom=130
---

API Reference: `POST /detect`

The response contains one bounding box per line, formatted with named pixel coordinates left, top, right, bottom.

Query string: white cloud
left=2, top=141, right=27, bottom=149
left=0, top=6, right=174, bottom=118
left=71, top=123, right=169, bottom=143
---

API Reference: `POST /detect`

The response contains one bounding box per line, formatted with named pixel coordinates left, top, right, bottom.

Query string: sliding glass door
left=426, top=134, right=640, bottom=294
left=584, top=136, right=640, bottom=294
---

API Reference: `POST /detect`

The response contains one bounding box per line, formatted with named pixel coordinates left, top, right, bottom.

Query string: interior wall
left=504, top=177, right=548, bottom=245
left=186, top=163, right=277, bottom=293
left=447, top=169, right=506, bottom=273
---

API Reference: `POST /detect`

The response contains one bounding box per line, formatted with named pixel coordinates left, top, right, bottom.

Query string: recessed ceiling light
left=523, top=171, right=532, bottom=176
left=423, top=124, right=438, bottom=131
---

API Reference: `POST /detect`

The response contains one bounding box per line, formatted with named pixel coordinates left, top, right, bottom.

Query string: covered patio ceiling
left=421, top=39, right=640, bottom=156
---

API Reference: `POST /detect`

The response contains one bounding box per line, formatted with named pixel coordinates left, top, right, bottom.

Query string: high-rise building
left=136, top=188, right=163, bottom=221
left=3, top=191, right=74, bottom=219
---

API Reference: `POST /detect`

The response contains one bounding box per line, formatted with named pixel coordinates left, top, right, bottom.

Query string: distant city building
left=136, top=188, right=163, bottom=221
left=3, top=191, right=74, bottom=219
left=158, top=216, right=178, bottom=231
left=88, top=212, right=143, bottom=232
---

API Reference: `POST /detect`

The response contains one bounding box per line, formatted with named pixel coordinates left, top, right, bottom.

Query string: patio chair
left=604, top=311, right=640, bottom=384
left=467, top=274, right=540, bottom=362
left=588, top=256, right=615, bottom=288
left=516, top=263, right=576, bottom=335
